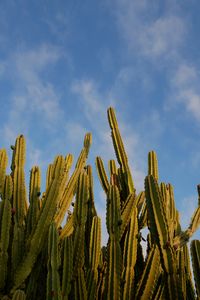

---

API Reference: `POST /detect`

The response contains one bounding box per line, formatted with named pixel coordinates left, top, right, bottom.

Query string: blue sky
left=0, top=0, right=200, bottom=243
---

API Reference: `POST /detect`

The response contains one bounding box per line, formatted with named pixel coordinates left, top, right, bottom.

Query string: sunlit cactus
left=0, top=107, right=200, bottom=300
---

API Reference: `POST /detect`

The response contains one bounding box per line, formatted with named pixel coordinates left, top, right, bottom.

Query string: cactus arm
left=75, top=269, right=87, bottom=300
left=148, top=151, right=159, bottom=181
left=12, top=156, right=68, bottom=291
left=188, top=206, right=200, bottom=235
left=45, top=163, right=53, bottom=190
left=122, top=206, right=138, bottom=300
left=105, top=185, right=122, bottom=300
left=11, top=290, right=26, bottom=300
left=2, top=175, right=13, bottom=202
left=120, top=192, right=136, bottom=239
left=12, top=135, right=28, bottom=224
left=145, top=175, right=171, bottom=270
left=107, top=107, right=134, bottom=194
left=26, top=166, right=41, bottom=237
left=145, top=175, right=179, bottom=299
left=54, top=134, right=91, bottom=227
left=135, top=245, right=161, bottom=300
left=0, top=149, right=8, bottom=195
left=72, top=172, right=88, bottom=276
left=106, top=185, right=121, bottom=237
left=190, top=240, right=200, bottom=298
left=46, top=223, right=61, bottom=300
left=173, top=206, right=200, bottom=249
left=62, top=235, right=73, bottom=300
left=106, top=237, right=122, bottom=300
left=0, top=198, right=11, bottom=289
left=95, top=157, right=109, bottom=194
left=87, top=216, right=101, bottom=300
left=59, top=214, right=74, bottom=239
left=138, top=203, right=147, bottom=230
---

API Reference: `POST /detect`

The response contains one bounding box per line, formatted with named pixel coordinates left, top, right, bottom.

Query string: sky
left=0, top=0, right=200, bottom=244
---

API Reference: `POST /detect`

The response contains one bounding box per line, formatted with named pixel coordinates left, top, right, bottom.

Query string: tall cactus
left=105, top=185, right=122, bottom=300
left=46, top=222, right=61, bottom=300
left=12, top=155, right=68, bottom=292
left=0, top=108, right=200, bottom=299
left=0, top=149, right=8, bottom=196
left=0, top=197, right=11, bottom=290
left=107, top=107, right=134, bottom=196
left=191, top=239, right=200, bottom=298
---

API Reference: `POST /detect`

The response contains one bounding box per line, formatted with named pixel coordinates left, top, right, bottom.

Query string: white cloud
left=113, top=0, right=186, bottom=59
left=169, top=63, right=200, bottom=123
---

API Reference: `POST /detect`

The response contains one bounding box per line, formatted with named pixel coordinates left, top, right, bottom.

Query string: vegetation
left=0, top=107, right=200, bottom=299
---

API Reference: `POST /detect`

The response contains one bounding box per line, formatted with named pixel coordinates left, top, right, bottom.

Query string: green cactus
left=61, top=235, right=73, bottom=300
left=95, top=156, right=109, bottom=195
left=135, top=245, right=161, bottom=300
left=26, top=166, right=41, bottom=237
left=46, top=222, right=61, bottom=300
left=0, top=149, right=8, bottom=196
left=190, top=239, right=200, bottom=298
left=87, top=216, right=101, bottom=300
left=12, top=290, right=26, bottom=300
left=54, top=133, right=91, bottom=227
left=107, top=107, right=134, bottom=196
left=2, top=175, right=13, bottom=202
left=12, top=155, right=68, bottom=292
left=0, top=107, right=199, bottom=299
left=0, top=198, right=12, bottom=290
left=122, top=206, right=138, bottom=300
left=105, top=185, right=122, bottom=300
left=148, top=151, right=159, bottom=181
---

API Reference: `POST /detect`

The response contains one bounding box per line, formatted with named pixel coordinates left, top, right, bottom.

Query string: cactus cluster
left=0, top=108, right=200, bottom=299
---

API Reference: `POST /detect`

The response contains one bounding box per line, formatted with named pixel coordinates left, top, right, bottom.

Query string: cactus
left=191, top=240, right=200, bottom=298
left=12, top=155, right=68, bottom=292
left=26, top=166, right=41, bottom=237
left=87, top=216, right=101, bottom=300
left=107, top=107, right=134, bottom=196
left=61, top=235, right=73, bottom=300
left=46, top=222, right=61, bottom=300
left=0, top=108, right=200, bottom=299
left=0, top=149, right=8, bottom=196
left=12, top=290, right=26, bottom=300
left=135, top=245, right=161, bottom=300
left=0, top=198, right=11, bottom=290
left=122, top=206, right=138, bottom=300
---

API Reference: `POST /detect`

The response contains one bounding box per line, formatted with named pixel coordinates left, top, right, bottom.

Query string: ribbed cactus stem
left=122, top=206, right=138, bottom=300
left=87, top=216, right=101, bottom=300
left=0, top=198, right=11, bottom=289
left=0, top=149, right=8, bottom=196
left=54, top=134, right=91, bottom=227
left=12, top=290, right=26, bottom=300
left=26, top=166, right=41, bottom=236
left=148, top=151, right=159, bottom=181
left=135, top=245, right=161, bottom=300
left=46, top=222, right=61, bottom=300
left=2, top=175, right=13, bottom=201
left=12, top=135, right=28, bottom=224
left=95, top=157, right=109, bottom=194
left=107, top=107, right=134, bottom=194
left=62, top=235, right=73, bottom=299
left=190, top=240, right=200, bottom=298
left=12, top=155, right=68, bottom=291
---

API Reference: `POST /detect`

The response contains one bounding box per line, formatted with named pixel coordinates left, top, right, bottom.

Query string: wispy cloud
left=112, top=0, right=186, bottom=60
left=169, top=63, right=200, bottom=123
